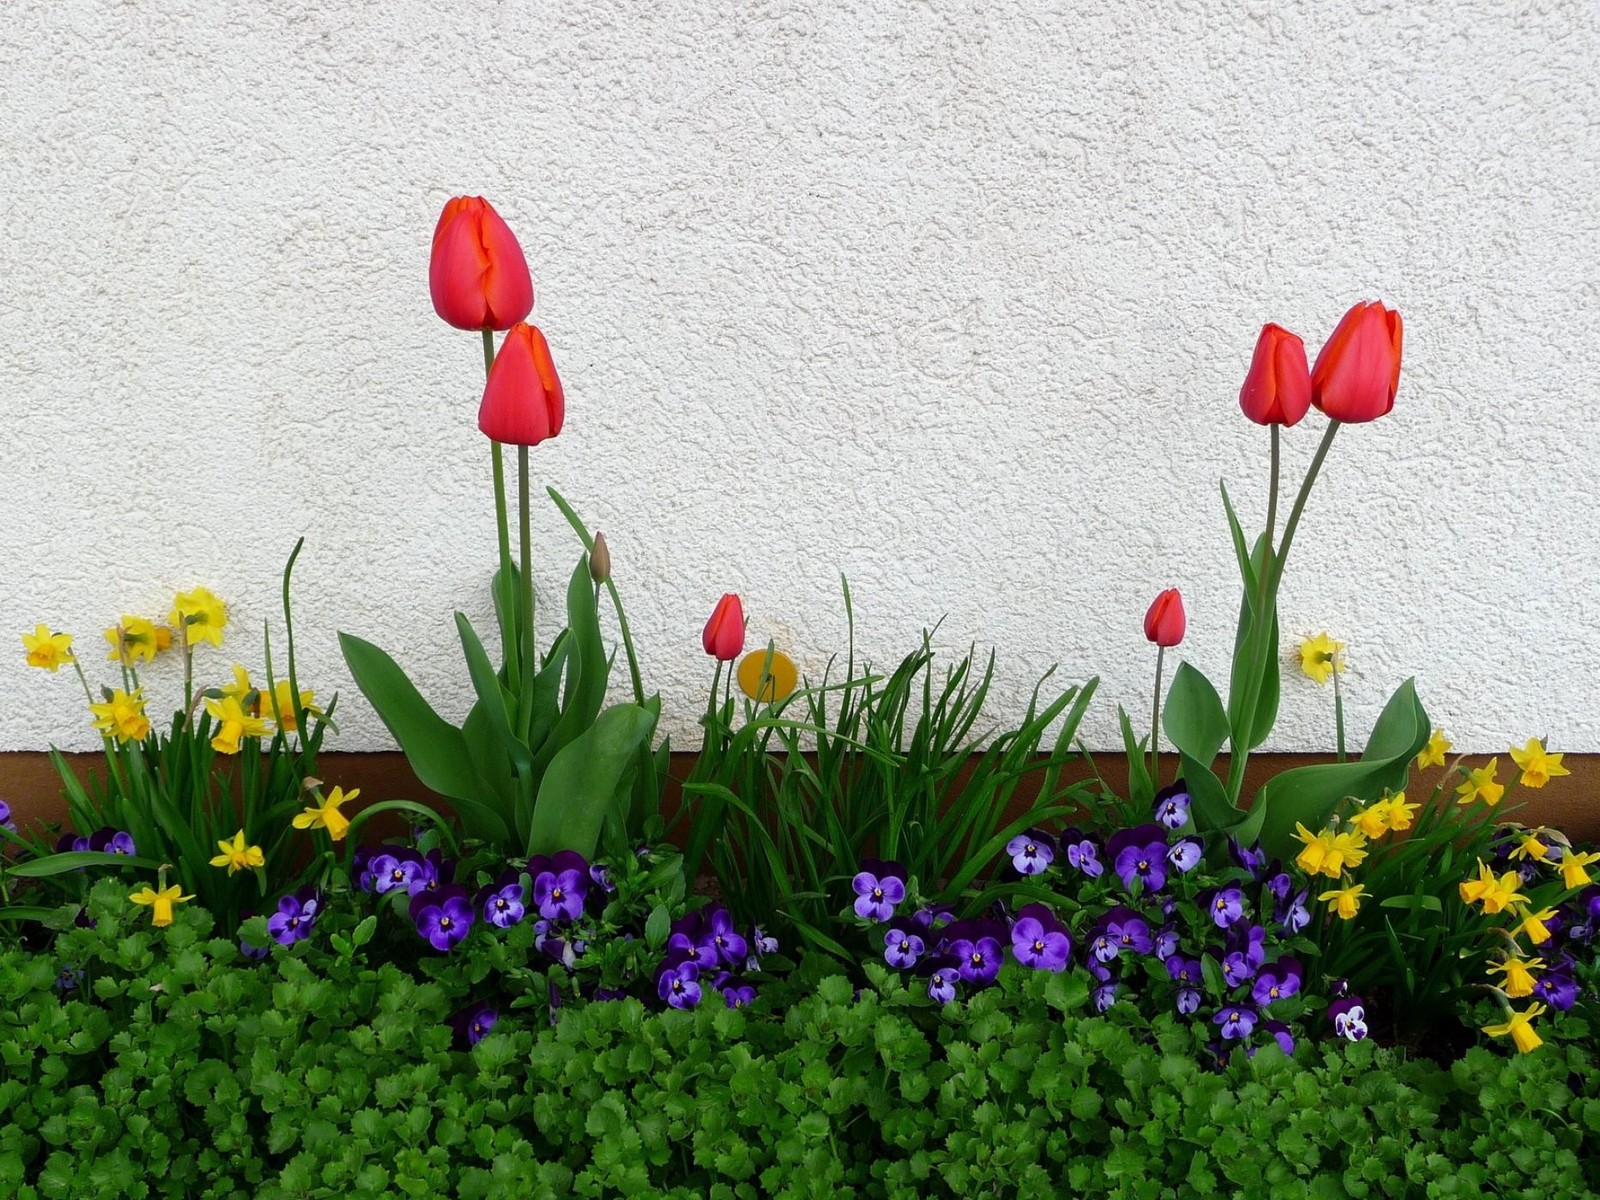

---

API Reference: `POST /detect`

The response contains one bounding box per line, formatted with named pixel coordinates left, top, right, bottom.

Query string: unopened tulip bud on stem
left=1144, top=588, right=1185, bottom=787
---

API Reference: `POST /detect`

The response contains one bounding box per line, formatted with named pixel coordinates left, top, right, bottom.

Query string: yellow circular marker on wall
left=737, top=648, right=798, bottom=704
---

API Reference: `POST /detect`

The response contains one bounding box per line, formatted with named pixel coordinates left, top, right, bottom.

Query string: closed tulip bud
left=702, top=594, right=746, bottom=662
left=1144, top=588, right=1185, bottom=648
left=429, top=196, right=535, bottom=332
left=478, top=323, right=564, bottom=446
left=589, top=532, right=611, bottom=584
left=1239, top=323, right=1311, bottom=427
left=1310, top=301, right=1403, bottom=423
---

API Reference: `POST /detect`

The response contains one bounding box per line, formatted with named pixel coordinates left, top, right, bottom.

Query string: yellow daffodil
left=1508, top=737, right=1568, bottom=790
left=1458, top=860, right=1527, bottom=915
left=1509, top=828, right=1551, bottom=863
left=1483, top=1002, right=1547, bottom=1054
left=1558, top=848, right=1600, bottom=891
left=259, top=679, right=323, bottom=734
left=1293, top=823, right=1369, bottom=879
left=1298, top=632, right=1344, bottom=686
left=129, top=883, right=194, bottom=928
left=1415, top=728, right=1451, bottom=770
left=23, top=624, right=74, bottom=672
left=169, top=586, right=227, bottom=648
left=293, top=785, right=356, bottom=842
left=1318, top=881, right=1367, bottom=920
left=1353, top=803, right=1391, bottom=840
left=209, top=829, right=265, bottom=875
left=1515, top=906, right=1558, bottom=945
left=737, top=648, right=799, bottom=704
left=219, top=663, right=256, bottom=704
left=1455, top=758, right=1505, bottom=808
left=89, top=687, right=152, bottom=743
left=204, top=694, right=270, bottom=754
left=103, top=616, right=167, bottom=665
left=1488, top=955, right=1543, bottom=1000
left=1383, top=792, right=1419, bottom=832
left=154, top=626, right=173, bottom=652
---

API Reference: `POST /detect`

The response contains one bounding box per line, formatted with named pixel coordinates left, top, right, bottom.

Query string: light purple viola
left=89, top=828, right=137, bottom=856
left=948, top=936, right=1003, bottom=985
left=1166, top=954, right=1202, bottom=988
left=267, top=889, right=320, bottom=946
left=411, top=884, right=475, bottom=952
left=1103, top=909, right=1153, bottom=956
left=657, top=960, right=702, bottom=1010
left=1107, top=824, right=1169, bottom=894
left=449, top=1003, right=498, bottom=1048
left=1063, top=835, right=1105, bottom=879
left=533, top=865, right=587, bottom=923
left=1093, top=983, right=1119, bottom=1012
left=1167, top=838, right=1203, bottom=874
left=1266, top=871, right=1294, bottom=903
left=1329, top=996, right=1368, bottom=1042
left=884, top=927, right=925, bottom=969
left=1261, top=1019, right=1295, bottom=1057
left=746, top=925, right=779, bottom=971
left=1010, top=908, right=1071, bottom=973
left=1231, top=922, right=1268, bottom=967
left=852, top=869, right=906, bottom=922
left=479, top=873, right=527, bottom=929
left=1214, top=1005, right=1257, bottom=1040
left=1006, top=831, right=1055, bottom=876
left=1221, top=951, right=1256, bottom=988
left=1251, top=959, right=1303, bottom=1006
left=1231, top=839, right=1269, bottom=879
left=1276, top=890, right=1311, bottom=935
left=1533, top=968, right=1580, bottom=1012
left=1207, top=887, right=1246, bottom=929
left=1152, top=785, right=1191, bottom=830
left=1175, top=987, right=1201, bottom=1015
left=1153, top=925, right=1180, bottom=960
left=371, top=848, right=424, bottom=896
left=589, top=863, right=615, bottom=893
left=927, top=966, right=959, bottom=1004
left=713, top=971, right=757, bottom=1008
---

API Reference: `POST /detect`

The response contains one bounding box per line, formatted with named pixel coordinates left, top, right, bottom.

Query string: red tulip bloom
left=429, top=196, right=535, bottom=332
left=1144, top=589, right=1185, bottom=648
left=1310, top=301, right=1403, bottom=423
left=702, top=594, right=745, bottom=662
left=1239, top=324, right=1311, bottom=427
left=478, top=324, right=564, bottom=446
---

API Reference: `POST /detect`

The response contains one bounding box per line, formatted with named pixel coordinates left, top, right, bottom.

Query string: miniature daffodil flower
left=1508, top=738, right=1568, bottom=789
left=219, top=663, right=256, bottom=704
left=1298, top=632, right=1344, bottom=686
left=129, top=883, right=194, bottom=928
left=1515, top=906, right=1558, bottom=945
left=89, top=687, right=152, bottom=743
left=1509, top=828, right=1551, bottom=863
left=1415, top=728, right=1451, bottom=770
left=1458, top=860, right=1527, bottom=915
left=293, top=785, right=355, bottom=842
left=1483, top=1002, right=1547, bottom=1054
left=209, top=829, right=265, bottom=875
left=169, top=586, right=227, bottom=648
left=204, top=695, right=270, bottom=755
left=1558, top=848, right=1600, bottom=890
left=259, top=679, right=323, bottom=734
left=1455, top=758, right=1505, bottom=808
left=1383, top=792, right=1419, bottom=832
left=23, top=624, right=75, bottom=672
left=1318, top=882, right=1367, bottom=920
left=1293, top=823, right=1368, bottom=879
left=1353, top=803, right=1391, bottom=840
left=103, top=616, right=164, bottom=665
left=1488, top=956, right=1544, bottom=1000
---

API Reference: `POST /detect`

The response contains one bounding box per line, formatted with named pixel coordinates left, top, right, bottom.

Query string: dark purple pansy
left=657, top=960, right=702, bottom=1009
left=478, top=871, right=527, bottom=928
left=410, top=884, right=474, bottom=951
left=1006, top=830, right=1056, bottom=876
left=1108, top=824, right=1169, bottom=893
left=1207, top=887, right=1246, bottom=929
left=884, top=926, right=925, bottom=969
left=1166, top=955, right=1202, bottom=987
left=1011, top=904, right=1072, bottom=972
left=1533, top=968, right=1580, bottom=1012
left=371, top=847, right=423, bottom=895
left=267, top=888, right=320, bottom=945
left=352, top=845, right=378, bottom=893
left=57, top=832, right=91, bottom=853
left=1176, top=987, right=1201, bottom=1015
left=1231, top=840, right=1269, bottom=879
left=1260, top=1019, right=1296, bottom=1057
left=409, top=849, right=452, bottom=896
left=948, top=936, right=1004, bottom=985
left=448, top=1003, right=499, bottom=1048
left=911, top=907, right=954, bottom=932
left=1230, top=922, right=1268, bottom=967
left=851, top=861, right=907, bottom=922
left=588, top=863, right=615, bottom=893
left=705, top=906, right=748, bottom=966
left=1266, top=871, right=1293, bottom=902
left=531, top=858, right=587, bottom=922
left=89, top=828, right=137, bottom=856
left=1251, top=958, right=1303, bottom=1006
left=1214, top=1005, right=1257, bottom=1040
left=712, top=971, right=757, bottom=1008
left=1328, top=996, right=1369, bottom=1041
left=1152, top=784, right=1191, bottom=830
left=1093, top=983, right=1119, bottom=1012
left=1086, top=958, right=1114, bottom=984
left=666, top=912, right=717, bottom=966
left=1167, top=838, right=1203, bottom=874
left=55, top=965, right=84, bottom=993
left=1102, top=907, right=1153, bottom=956
left=0, top=799, right=13, bottom=832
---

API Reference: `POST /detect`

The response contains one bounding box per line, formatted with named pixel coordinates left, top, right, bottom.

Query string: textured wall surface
left=2, top=1, right=1597, bottom=755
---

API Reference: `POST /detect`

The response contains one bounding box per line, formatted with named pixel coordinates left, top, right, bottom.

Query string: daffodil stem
left=1332, top=656, right=1347, bottom=763
left=1150, top=645, right=1165, bottom=790
left=485, top=331, right=517, bottom=678
left=517, top=445, right=536, bottom=738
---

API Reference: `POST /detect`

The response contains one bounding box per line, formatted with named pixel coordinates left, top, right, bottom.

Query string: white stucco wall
left=3, top=1, right=1597, bottom=755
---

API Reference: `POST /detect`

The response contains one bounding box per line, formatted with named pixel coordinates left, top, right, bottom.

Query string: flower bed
left=4, top=195, right=1600, bottom=1198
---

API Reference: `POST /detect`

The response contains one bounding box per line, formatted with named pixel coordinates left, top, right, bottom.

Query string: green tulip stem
left=1270, top=420, right=1340, bottom=594
left=517, top=444, right=536, bottom=736
left=1150, top=645, right=1166, bottom=790
left=1332, top=651, right=1347, bottom=763
left=484, top=331, right=517, bottom=676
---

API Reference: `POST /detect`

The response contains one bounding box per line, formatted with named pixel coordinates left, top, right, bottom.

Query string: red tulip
left=429, top=196, right=535, bottom=332
left=478, top=324, right=564, bottom=446
left=702, top=594, right=745, bottom=662
left=1144, top=589, right=1185, bottom=648
left=1310, top=301, right=1403, bottom=423
left=1239, top=324, right=1311, bottom=427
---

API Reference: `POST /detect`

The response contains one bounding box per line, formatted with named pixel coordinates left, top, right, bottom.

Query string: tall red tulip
left=1144, top=588, right=1185, bottom=648
left=478, top=323, right=564, bottom=446
left=429, top=196, right=535, bottom=332
left=703, top=594, right=745, bottom=662
left=1310, top=301, right=1403, bottom=423
left=1239, top=324, right=1311, bottom=426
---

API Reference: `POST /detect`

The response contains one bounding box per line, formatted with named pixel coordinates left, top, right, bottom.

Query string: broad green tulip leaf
left=1177, top=753, right=1239, bottom=836
left=338, top=631, right=509, bottom=844
left=527, top=702, right=656, bottom=858
left=527, top=557, right=611, bottom=781
left=490, top=561, right=524, bottom=688
left=1220, top=481, right=1259, bottom=608
left=1252, top=678, right=1429, bottom=860
left=454, top=612, right=532, bottom=776
left=1163, top=663, right=1230, bottom=770
left=525, top=631, right=572, bottom=760
left=461, top=701, right=517, bottom=810
left=6, top=851, right=162, bottom=878
left=0, top=905, right=60, bottom=922
left=1119, top=705, right=1153, bottom=807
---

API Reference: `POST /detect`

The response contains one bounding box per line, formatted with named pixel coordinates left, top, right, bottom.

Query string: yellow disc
left=737, top=648, right=798, bottom=704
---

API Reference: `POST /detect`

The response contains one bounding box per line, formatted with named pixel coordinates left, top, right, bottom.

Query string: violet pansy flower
left=1093, top=983, right=1119, bottom=1012
left=1328, top=996, right=1369, bottom=1041
left=1251, top=958, right=1303, bottom=1006
left=1006, top=831, right=1055, bottom=876
left=1214, top=1005, right=1257, bottom=1040
left=1221, top=951, right=1256, bottom=988
left=448, top=1003, right=498, bottom=1048
left=1063, top=833, right=1105, bottom=879
left=1261, top=1019, right=1296, bottom=1057
left=411, top=884, right=474, bottom=952
left=1175, top=987, right=1201, bottom=1015
left=1276, top=890, right=1311, bottom=935
left=705, top=906, right=748, bottom=967
left=948, top=936, right=1003, bottom=986
left=1230, top=839, right=1269, bottom=879
left=371, top=848, right=423, bottom=896
left=1107, top=824, right=1169, bottom=894
left=657, top=960, right=702, bottom=1010
left=479, top=872, right=527, bottom=929
left=1167, top=838, right=1203, bottom=874
left=267, top=888, right=320, bottom=946
left=1152, top=784, right=1191, bottom=830
left=533, top=865, right=587, bottom=923
left=852, top=869, right=905, bottom=923
left=884, top=927, right=925, bottom=969
left=927, top=966, right=959, bottom=1004
left=1011, top=904, right=1072, bottom=972
left=1207, top=887, right=1246, bottom=929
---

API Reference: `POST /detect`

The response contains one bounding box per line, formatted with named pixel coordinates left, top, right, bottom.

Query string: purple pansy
left=1006, top=831, right=1056, bottom=876
left=1266, top=871, right=1293, bottom=902
left=1214, top=1005, right=1257, bottom=1040
left=948, top=936, right=1004, bottom=985
left=1261, top=1020, right=1296, bottom=1057
left=1154, top=925, right=1180, bottom=960
left=1153, top=784, right=1191, bottom=830
left=1230, top=922, right=1268, bottom=967
left=531, top=851, right=589, bottom=922
left=410, top=884, right=475, bottom=951
left=884, top=926, right=925, bottom=969
left=1276, top=889, right=1311, bottom=935
left=852, top=861, right=907, bottom=922
left=1167, top=838, right=1203, bottom=874
left=0, top=799, right=13, bottom=832
left=371, top=847, right=424, bottom=895
left=911, top=907, right=954, bottom=932
left=1207, top=887, right=1246, bottom=929
left=1328, top=996, right=1369, bottom=1041
left=89, top=828, right=137, bottom=856
left=1103, top=908, right=1153, bottom=956
left=1062, top=832, right=1106, bottom=879
left=1011, top=905, right=1072, bottom=972
left=55, top=965, right=84, bottom=993
left=589, top=863, right=615, bottom=893
left=1251, top=958, right=1303, bottom=1006
left=1221, top=951, right=1256, bottom=988
left=1176, top=987, right=1201, bottom=1015
left=479, top=872, right=527, bottom=928
left=1108, top=824, right=1169, bottom=893
left=448, top=1003, right=499, bottom=1048
left=927, top=965, right=959, bottom=1004
left=746, top=925, right=779, bottom=971
left=1533, top=968, right=1580, bottom=1012
left=705, top=906, right=748, bottom=967
left=267, top=888, right=320, bottom=945
left=1231, top=840, right=1269, bottom=879
left=1166, top=955, right=1202, bottom=987
left=713, top=971, right=757, bottom=1008
left=657, top=960, right=702, bottom=1009
left=1093, top=983, right=1119, bottom=1012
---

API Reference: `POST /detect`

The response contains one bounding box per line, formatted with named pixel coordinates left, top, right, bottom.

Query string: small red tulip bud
left=702, top=594, right=746, bottom=662
left=429, top=196, right=535, bottom=332
left=1239, top=324, right=1312, bottom=427
left=1310, top=301, right=1403, bottom=424
left=478, top=323, right=564, bottom=447
left=1144, top=589, right=1186, bottom=648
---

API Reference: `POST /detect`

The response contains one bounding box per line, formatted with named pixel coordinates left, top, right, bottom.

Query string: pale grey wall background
left=3, top=0, right=1597, bottom=753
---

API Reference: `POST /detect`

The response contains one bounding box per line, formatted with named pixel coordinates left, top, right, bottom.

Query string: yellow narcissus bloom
left=1318, top=882, right=1367, bottom=920
left=209, top=829, right=265, bottom=875
left=1383, top=792, right=1420, bottom=832
left=1455, top=758, right=1505, bottom=808
left=1353, top=803, right=1391, bottom=840
left=205, top=695, right=270, bottom=755
left=293, top=785, right=356, bottom=842
left=170, top=586, right=227, bottom=648
left=1516, top=906, right=1559, bottom=945
left=103, top=616, right=166, bottom=665
left=1558, top=848, right=1600, bottom=890
left=1483, top=1002, right=1547, bottom=1054
left=1458, top=860, right=1527, bottom=915
left=219, top=663, right=256, bottom=704
left=1509, top=828, right=1551, bottom=863
left=89, top=687, right=152, bottom=743
left=1293, top=823, right=1368, bottom=879
left=1488, top=955, right=1543, bottom=999
left=259, top=679, right=323, bottom=734
left=1415, top=728, right=1451, bottom=770
left=23, top=624, right=75, bottom=672
left=129, top=883, right=194, bottom=928
left=1508, top=738, right=1569, bottom=790
left=1298, top=632, right=1344, bottom=686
